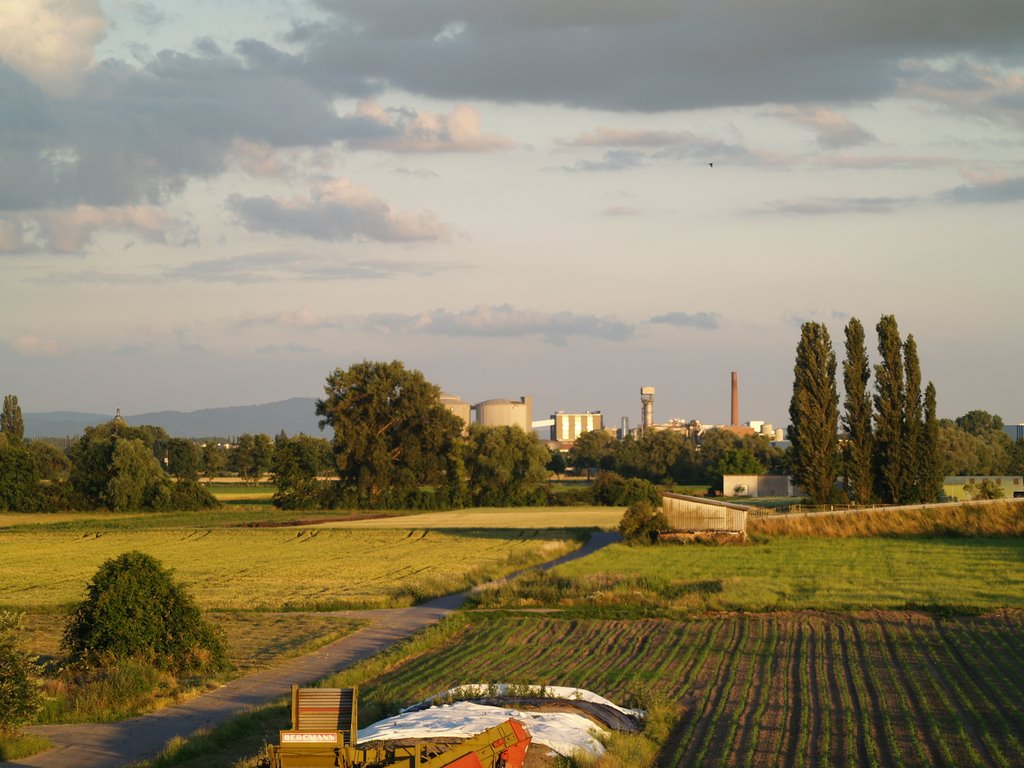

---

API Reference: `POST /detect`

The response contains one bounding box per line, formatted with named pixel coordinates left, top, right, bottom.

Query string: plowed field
left=360, top=611, right=1024, bottom=767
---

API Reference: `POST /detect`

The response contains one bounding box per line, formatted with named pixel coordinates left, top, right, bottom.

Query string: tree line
left=788, top=314, right=1024, bottom=506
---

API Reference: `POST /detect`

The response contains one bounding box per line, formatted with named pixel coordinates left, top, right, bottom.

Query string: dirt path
left=2, top=531, right=620, bottom=768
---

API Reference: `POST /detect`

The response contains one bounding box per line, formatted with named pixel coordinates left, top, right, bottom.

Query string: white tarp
left=358, top=681, right=651, bottom=759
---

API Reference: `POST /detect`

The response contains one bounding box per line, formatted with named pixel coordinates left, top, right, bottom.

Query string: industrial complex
left=441, top=371, right=784, bottom=451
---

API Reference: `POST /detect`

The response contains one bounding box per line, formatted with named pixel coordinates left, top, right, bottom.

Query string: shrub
left=61, top=552, right=227, bottom=675
left=0, top=612, right=42, bottom=736
left=618, top=501, right=669, bottom=544
left=168, top=480, right=220, bottom=510
left=591, top=472, right=662, bottom=507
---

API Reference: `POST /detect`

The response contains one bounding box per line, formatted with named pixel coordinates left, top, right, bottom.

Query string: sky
left=1, top=0, right=1022, bottom=431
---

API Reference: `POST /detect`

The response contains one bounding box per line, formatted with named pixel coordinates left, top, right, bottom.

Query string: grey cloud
left=301, top=0, right=1024, bottom=112
left=364, top=305, right=634, bottom=345
left=129, top=1, right=166, bottom=28
left=937, top=177, right=1024, bottom=204
left=0, top=48, right=345, bottom=212
left=900, top=59, right=1024, bottom=127
left=650, top=311, right=720, bottom=330
left=602, top=206, right=643, bottom=217
left=166, top=251, right=457, bottom=282
left=556, top=150, right=646, bottom=173
left=757, top=196, right=909, bottom=215
left=560, top=127, right=776, bottom=168
left=227, top=182, right=452, bottom=242
left=256, top=343, right=318, bottom=354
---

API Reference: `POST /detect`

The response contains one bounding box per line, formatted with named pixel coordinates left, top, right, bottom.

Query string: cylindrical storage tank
left=474, top=399, right=530, bottom=431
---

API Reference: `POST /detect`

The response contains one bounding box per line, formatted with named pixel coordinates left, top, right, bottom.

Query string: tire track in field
left=847, top=620, right=899, bottom=768
left=721, top=617, right=770, bottom=768
left=674, top=618, right=747, bottom=766
left=821, top=623, right=848, bottom=768
left=656, top=620, right=731, bottom=767
left=909, top=618, right=998, bottom=767
left=932, top=620, right=1024, bottom=765
left=782, top=620, right=806, bottom=768
left=875, top=618, right=946, bottom=767
left=837, top=623, right=876, bottom=768
left=806, top=623, right=823, bottom=768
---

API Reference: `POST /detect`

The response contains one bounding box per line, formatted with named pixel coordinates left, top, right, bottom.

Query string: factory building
left=474, top=396, right=534, bottom=432
left=550, top=411, right=604, bottom=443
left=439, top=393, right=471, bottom=433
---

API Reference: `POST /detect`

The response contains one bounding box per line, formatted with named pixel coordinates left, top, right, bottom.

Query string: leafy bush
left=0, top=612, right=42, bottom=736
left=61, top=551, right=227, bottom=675
left=592, top=472, right=662, bottom=507
left=168, top=480, right=220, bottom=510
left=618, top=501, right=669, bottom=544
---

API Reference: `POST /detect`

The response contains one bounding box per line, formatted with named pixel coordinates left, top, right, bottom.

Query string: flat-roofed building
left=551, top=411, right=603, bottom=442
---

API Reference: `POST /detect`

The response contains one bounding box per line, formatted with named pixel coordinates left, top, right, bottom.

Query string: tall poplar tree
left=919, top=382, right=943, bottom=502
left=842, top=318, right=874, bottom=504
left=1, top=395, right=24, bottom=442
left=789, top=322, right=839, bottom=505
left=873, top=315, right=907, bottom=503
left=902, top=334, right=923, bottom=502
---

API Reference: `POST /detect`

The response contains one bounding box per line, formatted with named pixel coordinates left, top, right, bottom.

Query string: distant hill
left=24, top=398, right=323, bottom=439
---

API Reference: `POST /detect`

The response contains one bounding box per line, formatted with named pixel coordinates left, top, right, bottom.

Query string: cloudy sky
left=1, top=0, right=1022, bottom=430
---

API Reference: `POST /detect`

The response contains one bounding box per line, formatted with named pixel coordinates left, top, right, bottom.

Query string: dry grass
left=0, top=527, right=580, bottom=611
left=748, top=500, right=1024, bottom=539
left=311, top=506, right=623, bottom=530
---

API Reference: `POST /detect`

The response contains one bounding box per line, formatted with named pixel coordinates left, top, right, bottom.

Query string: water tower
left=641, top=386, right=655, bottom=434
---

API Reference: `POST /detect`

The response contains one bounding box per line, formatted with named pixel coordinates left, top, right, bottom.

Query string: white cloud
left=0, top=0, right=107, bottom=96
left=769, top=106, right=875, bottom=149
left=345, top=102, right=514, bottom=153
left=12, top=335, right=61, bottom=356
left=0, top=205, right=194, bottom=254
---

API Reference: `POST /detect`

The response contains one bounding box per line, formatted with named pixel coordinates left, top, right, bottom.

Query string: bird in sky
left=708, top=162, right=714, bottom=168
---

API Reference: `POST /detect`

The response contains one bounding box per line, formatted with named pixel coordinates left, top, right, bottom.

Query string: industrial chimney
left=731, top=372, right=739, bottom=426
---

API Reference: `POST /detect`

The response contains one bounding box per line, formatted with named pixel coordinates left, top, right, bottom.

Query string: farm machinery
left=262, top=685, right=532, bottom=768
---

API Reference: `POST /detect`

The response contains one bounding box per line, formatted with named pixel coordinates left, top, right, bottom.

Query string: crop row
left=360, top=611, right=1024, bottom=767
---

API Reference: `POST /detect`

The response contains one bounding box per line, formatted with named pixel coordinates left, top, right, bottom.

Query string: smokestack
left=731, top=371, right=739, bottom=426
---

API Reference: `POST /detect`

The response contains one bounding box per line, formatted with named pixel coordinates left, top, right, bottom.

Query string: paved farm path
left=3, top=530, right=620, bottom=768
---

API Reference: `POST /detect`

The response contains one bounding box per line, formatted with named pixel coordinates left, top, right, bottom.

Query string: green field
left=0, top=527, right=581, bottom=611
left=529, top=536, right=1024, bottom=613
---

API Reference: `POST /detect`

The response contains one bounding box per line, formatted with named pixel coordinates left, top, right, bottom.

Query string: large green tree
left=0, top=440, right=40, bottom=512
left=789, top=321, right=839, bottom=505
left=68, top=421, right=173, bottom=510
left=463, top=425, right=551, bottom=506
left=873, top=315, right=907, bottom=503
left=231, top=433, right=274, bottom=485
left=842, top=318, right=874, bottom=504
left=272, top=434, right=331, bottom=510
left=0, top=395, right=24, bottom=442
left=316, top=360, right=463, bottom=509
left=166, top=438, right=202, bottom=480
left=568, top=429, right=616, bottom=478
